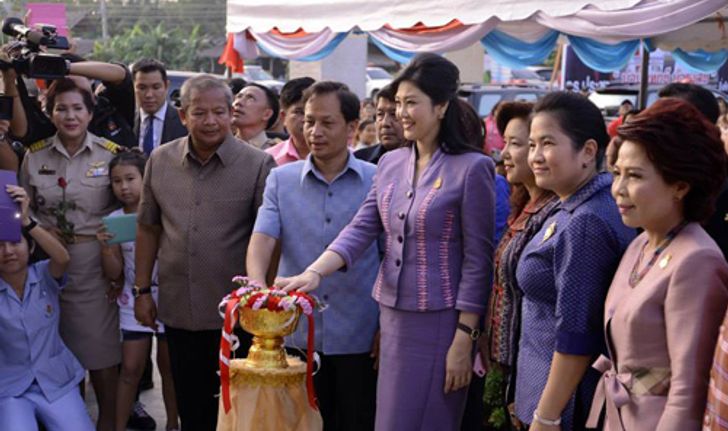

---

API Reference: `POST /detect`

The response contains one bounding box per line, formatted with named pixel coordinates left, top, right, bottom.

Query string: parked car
left=366, top=67, right=393, bottom=98
left=588, top=84, right=728, bottom=122
left=166, top=70, right=225, bottom=108
left=236, top=65, right=285, bottom=94
left=459, top=84, right=549, bottom=117
left=527, top=66, right=554, bottom=82
left=506, top=69, right=549, bottom=88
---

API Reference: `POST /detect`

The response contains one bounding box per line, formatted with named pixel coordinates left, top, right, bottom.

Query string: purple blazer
left=329, top=146, right=495, bottom=314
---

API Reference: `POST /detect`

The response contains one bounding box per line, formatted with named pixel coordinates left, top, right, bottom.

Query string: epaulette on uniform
left=28, top=139, right=51, bottom=153
left=95, top=139, right=122, bottom=154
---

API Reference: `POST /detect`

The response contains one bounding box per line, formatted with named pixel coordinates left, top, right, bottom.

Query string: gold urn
left=239, top=307, right=301, bottom=369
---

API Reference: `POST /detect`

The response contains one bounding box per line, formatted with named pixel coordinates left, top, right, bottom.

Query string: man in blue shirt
left=246, top=81, right=379, bottom=430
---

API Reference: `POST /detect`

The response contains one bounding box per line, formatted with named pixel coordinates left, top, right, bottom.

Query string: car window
left=367, top=68, right=392, bottom=80
left=478, top=94, right=503, bottom=117
left=646, top=92, right=660, bottom=107
left=514, top=93, right=538, bottom=102
left=245, top=68, right=274, bottom=81
left=512, top=70, right=542, bottom=80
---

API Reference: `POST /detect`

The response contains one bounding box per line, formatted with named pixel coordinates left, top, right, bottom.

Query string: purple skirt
left=376, top=305, right=468, bottom=430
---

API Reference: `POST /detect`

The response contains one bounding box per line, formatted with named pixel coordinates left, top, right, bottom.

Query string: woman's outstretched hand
left=275, top=270, right=322, bottom=293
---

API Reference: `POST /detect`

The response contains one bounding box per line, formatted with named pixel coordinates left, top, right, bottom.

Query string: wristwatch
left=132, top=285, right=152, bottom=298
left=22, top=217, right=38, bottom=234
left=456, top=322, right=481, bottom=341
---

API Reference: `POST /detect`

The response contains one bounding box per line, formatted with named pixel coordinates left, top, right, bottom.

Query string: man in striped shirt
left=705, top=309, right=728, bottom=430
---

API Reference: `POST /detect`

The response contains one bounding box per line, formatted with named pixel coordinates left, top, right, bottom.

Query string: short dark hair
left=658, top=83, right=720, bottom=123
left=45, top=78, right=95, bottom=116
left=391, top=53, right=481, bottom=154
left=495, top=101, right=534, bottom=136
left=109, top=151, right=147, bottom=179
left=279, top=77, right=315, bottom=110
left=532, top=91, right=609, bottom=168
left=302, top=81, right=360, bottom=123
left=357, top=118, right=374, bottom=132
left=374, top=84, right=395, bottom=104
left=243, top=83, right=280, bottom=129
left=616, top=97, right=727, bottom=222
left=227, top=77, right=247, bottom=96
left=132, top=58, right=168, bottom=82
left=620, top=99, right=633, bottom=106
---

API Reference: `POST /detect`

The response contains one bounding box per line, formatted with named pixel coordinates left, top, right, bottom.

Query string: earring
left=582, top=162, right=588, bottom=168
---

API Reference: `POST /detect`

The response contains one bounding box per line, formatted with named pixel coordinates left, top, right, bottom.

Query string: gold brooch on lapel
left=434, top=177, right=442, bottom=189
left=659, top=254, right=672, bottom=269
left=542, top=222, right=556, bottom=243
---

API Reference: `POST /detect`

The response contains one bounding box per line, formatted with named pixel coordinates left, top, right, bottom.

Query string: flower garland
left=218, top=276, right=320, bottom=414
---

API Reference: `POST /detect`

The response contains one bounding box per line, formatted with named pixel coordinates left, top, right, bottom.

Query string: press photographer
left=1, top=17, right=71, bottom=80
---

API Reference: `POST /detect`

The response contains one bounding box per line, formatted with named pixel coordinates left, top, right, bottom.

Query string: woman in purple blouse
left=278, top=53, right=495, bottom=430
left=514, top=92, right=635, bottom=430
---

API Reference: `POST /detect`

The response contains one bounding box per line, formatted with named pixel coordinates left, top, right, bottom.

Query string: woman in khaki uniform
left=20, top=78, right=121, bottom=431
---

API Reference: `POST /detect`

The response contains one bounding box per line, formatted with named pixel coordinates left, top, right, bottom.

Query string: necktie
left=143, top=115, right=155, bottom=156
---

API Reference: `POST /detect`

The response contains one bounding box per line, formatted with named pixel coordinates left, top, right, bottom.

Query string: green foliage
left=91, top=22, right=212, bottom=71
left=483, top=368, right=509, bottom=430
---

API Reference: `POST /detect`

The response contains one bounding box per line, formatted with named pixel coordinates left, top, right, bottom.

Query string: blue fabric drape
left=480, top=29, right=559, bottom=69
left=369, top=37, right=415, bottom=64
left=643, top=38, right=727, bottom=73
left=671, top=48, right=728, bottom=73
left=257, top=32, right=349, bottom=62
left=567, top=36, right=640, bottom=73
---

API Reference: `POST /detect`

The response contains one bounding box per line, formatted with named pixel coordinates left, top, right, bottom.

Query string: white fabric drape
left=367, top=19, right=498, bottom=54
left=249, top=29, right=342, bottom=60
left=226, top=0, right=728, bottom=61
left=533, top=0, right=728, bottom=43
left=226, top=0, right=642, bottom=33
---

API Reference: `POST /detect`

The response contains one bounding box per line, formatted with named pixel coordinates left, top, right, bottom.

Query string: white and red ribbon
left=218, top=286, right=319, bottom=414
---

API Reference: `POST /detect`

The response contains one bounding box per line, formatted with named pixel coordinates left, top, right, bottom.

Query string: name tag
left=38, top=165, right=56, bottom=175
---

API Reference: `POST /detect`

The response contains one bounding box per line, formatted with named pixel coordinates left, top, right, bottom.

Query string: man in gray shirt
left=134, top=75, right=276, bottom=430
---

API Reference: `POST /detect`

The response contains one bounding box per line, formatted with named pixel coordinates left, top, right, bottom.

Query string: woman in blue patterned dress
left=480, top=101, right=558, bottom=428
left=513, top=92, right=635, bottom=430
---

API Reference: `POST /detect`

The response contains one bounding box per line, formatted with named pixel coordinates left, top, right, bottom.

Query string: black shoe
left=127, top=401, right=156, bottom=431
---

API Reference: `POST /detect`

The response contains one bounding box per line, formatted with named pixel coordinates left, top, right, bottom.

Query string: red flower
left=58, top=177, right=68, bottom=189
left=266, top=296, right=280, bottom=311
left=245, top=293, right=262, bottom=308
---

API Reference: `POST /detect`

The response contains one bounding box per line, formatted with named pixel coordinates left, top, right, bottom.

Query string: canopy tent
left=220, top=0, right=728, bottom=74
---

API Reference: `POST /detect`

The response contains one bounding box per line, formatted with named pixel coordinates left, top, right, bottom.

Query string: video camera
left=0, top=17, right=70, bottom=79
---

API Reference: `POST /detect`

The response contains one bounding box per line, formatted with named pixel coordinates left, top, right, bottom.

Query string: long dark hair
left=391, top=53, right=481, bottom=154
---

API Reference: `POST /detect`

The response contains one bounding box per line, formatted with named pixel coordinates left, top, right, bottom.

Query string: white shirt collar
left=140, top=101, right=168, bottom=123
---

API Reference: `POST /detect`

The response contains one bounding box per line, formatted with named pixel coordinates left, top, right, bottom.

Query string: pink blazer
left=589, top=223, right=728, bottom=430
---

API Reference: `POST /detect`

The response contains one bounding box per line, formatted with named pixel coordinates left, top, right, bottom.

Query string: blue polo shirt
left=253, top=153, right=379, bottom=355
left=0, top=260, right=84, bottom=402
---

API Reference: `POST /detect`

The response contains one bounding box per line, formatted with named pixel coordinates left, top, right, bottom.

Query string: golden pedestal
left=217, top=306, right=322, bottom=431
left=217, top=357, right=322, bottom=431
left=239, top=307, right=301, bottom=369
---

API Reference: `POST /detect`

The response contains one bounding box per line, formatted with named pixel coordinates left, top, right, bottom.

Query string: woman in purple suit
left=278, top=53, right=495, bottom=430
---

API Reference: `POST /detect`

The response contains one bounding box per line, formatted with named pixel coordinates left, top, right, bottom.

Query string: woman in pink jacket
left=587, top=98, right=728, bottom=430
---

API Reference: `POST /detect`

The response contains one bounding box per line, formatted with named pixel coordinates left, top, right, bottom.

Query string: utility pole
left=100, top=0, right=109, bottom=40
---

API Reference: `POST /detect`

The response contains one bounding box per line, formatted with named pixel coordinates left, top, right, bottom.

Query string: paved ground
left=85, top=341, right=173, bottom=431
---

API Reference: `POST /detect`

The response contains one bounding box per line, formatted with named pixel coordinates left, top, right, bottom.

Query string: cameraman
left=14, top=54, right=136, bottom=148
left=0, top=64, right=27, bottom=171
